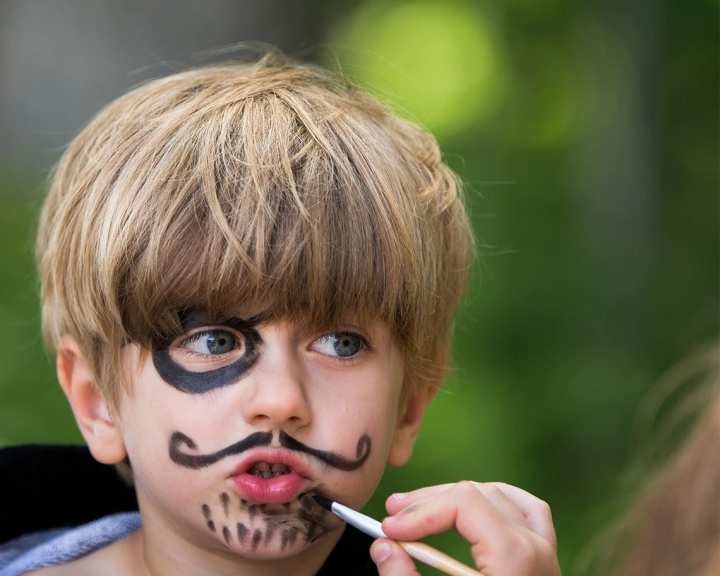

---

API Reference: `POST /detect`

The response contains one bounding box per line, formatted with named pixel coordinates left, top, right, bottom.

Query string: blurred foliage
left=332, top=0, right=506, bottom=137
left=0, top=0, right=718, bottom=574
left=0, top=190, right=82, bottom=446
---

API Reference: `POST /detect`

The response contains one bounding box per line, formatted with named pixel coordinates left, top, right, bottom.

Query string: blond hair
left=590, top=346, right=720, bottom=576
left=36, top=52, right=475, bottom=412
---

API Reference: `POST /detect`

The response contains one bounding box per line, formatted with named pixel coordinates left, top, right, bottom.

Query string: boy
left=3, top=53, right=559, bottom=575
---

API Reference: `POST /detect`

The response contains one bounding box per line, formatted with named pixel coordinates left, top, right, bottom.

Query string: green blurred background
left=0, top=1, right=717, bottom=573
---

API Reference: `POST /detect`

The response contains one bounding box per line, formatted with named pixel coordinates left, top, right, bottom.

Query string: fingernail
left=393, top=492, right=408, bottom=501
left=372, top=542, right=392, bottom=565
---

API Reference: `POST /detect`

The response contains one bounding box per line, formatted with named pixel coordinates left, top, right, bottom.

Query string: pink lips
left=229, top=448, right=310, bottom=504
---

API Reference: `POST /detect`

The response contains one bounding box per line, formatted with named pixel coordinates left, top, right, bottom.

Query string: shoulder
left=0, top=444, right=138, bottom=544
left=23, top=531, right=137, bottom=576
left=23, top=563, right=77, bottom=575
left=22, top=554, right=99, bottom=576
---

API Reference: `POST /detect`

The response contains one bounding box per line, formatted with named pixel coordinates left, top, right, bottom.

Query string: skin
left=28, top=317, right=560, bottom=576
left=34, top=319, right=434, bottom=576
left=369, top=482, right=561, bottom=576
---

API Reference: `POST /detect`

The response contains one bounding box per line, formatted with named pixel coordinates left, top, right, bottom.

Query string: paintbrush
left=313, top=496, right=485, bottom=576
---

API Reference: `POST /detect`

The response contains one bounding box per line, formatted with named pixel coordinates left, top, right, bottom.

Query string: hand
left=369, top=481, right=560, bottom=576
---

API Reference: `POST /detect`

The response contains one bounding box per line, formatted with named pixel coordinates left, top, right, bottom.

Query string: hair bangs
left=120, top=100, right=424, bottom=351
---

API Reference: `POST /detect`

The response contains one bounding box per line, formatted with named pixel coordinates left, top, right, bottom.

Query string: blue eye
left=184, top=330, right=238, bottom=356
left=313, top=333, right=362, bottom=358
left=154, top=314, right=262, bottom=394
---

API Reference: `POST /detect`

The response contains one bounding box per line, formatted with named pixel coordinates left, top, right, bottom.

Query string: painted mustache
left=169, top=430, right=372, bottom=472
left=169, top=431, right=273, bottom=469
left=277, top=431, right=371, bottom=471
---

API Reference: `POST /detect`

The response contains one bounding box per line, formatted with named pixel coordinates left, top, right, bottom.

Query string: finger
left=389, top=483, right=529, bottom=532
left=473, top=483, right=530, bottom=529
left=482, top=483, right=556, bottom=547
left=386, top=484, right=455, bottom=515
left=383, top=483, right=558, bottom=576
left=387, top=482, right=555, bottom=547
left=382, top=481, right=514, bottom=550
left=382, top=482, right=560, bottom=576
left=394, top=483, right=555, bottom=542
left=370, top=538, right=422, bottom=576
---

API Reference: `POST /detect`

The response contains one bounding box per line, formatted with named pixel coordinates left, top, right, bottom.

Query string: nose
left=241, top=328, right=311, bottom=431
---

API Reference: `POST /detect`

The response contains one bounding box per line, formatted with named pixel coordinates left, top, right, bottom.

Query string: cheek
left=116, top=363, right=231, bottom=490
left=316, top=414, right=397, bottom=510
left=310, top=379, right=402, bottom=508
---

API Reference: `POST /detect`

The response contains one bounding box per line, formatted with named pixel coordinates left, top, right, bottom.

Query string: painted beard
left=200, top=489, right=340, bottom=551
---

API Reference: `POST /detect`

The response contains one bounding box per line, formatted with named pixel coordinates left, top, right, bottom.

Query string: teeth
left=248, top=461, right=290, bottom=479
left=271, top=463, right=290, bottom=475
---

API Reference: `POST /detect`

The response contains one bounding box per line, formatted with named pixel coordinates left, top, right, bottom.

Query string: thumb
left=370, top=539, right=422, bottom=576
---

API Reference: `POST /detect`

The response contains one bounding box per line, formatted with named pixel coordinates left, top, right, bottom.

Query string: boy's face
left=114, top=315, right=408, bottom=560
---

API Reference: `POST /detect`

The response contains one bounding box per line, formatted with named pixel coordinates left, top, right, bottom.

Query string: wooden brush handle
left=398, top=541, right=486, bottom=576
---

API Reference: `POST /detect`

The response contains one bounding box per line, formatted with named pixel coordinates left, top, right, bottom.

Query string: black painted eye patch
left=152, top=313, right=263, bottom=394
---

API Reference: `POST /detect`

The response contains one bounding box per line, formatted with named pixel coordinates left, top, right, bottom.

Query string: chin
left=197, top=492, right=344, bottom=558
left=219, top=522, right=341, bottom=561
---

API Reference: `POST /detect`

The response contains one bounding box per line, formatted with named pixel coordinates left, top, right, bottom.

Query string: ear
left=57, top=336, right=127, bottom=465
left=387, top=384, right=438, bottom=467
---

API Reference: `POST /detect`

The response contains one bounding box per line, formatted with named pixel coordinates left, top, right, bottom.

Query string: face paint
left=169, top=431, right=273, bottom=469
left=151, top=311, right=264, bottom=394
left=170, top=429, right=371, bottom=473
left=297, top=493, right=337, bottom=543
left=202, top=504, right=215, bottom=532
left=251, top=529, right=262, bottom=551
left=170, top=429, right=371, bottom=471
left=221, top=492, right=230, bottom=517
left=201, top=489, right=336, bottom=551
left=237, top=522, right=249, bottom=542
left=278, top=431, right=371, bottom=471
